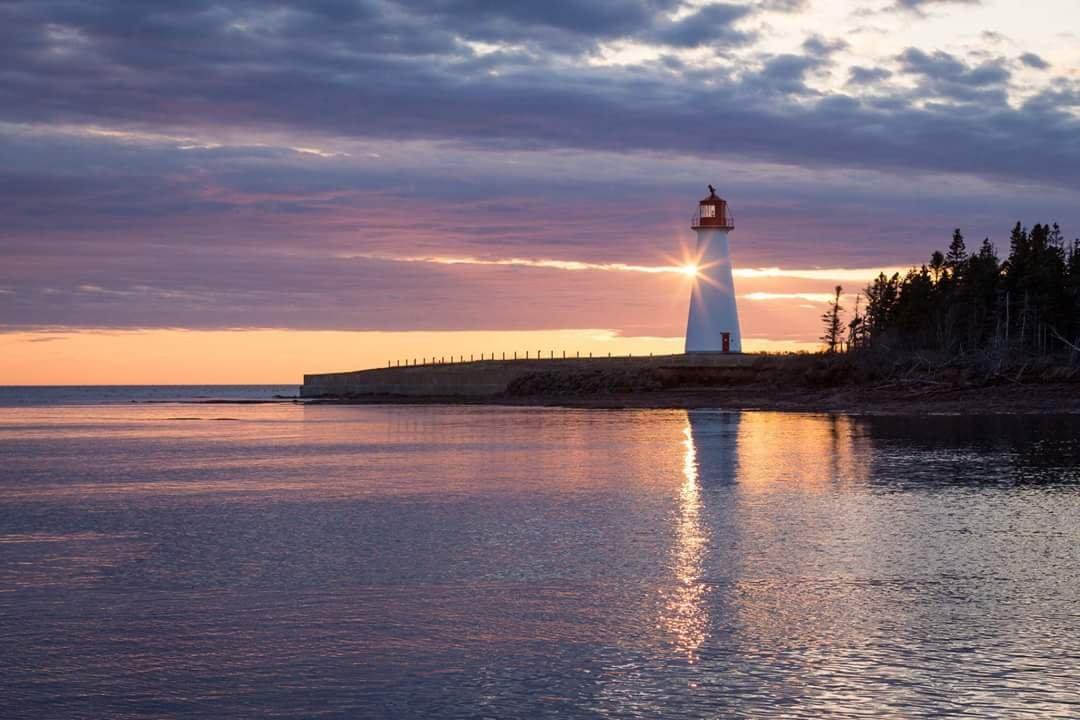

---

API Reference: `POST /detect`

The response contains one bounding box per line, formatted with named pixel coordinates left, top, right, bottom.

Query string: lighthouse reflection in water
left=657, top=414, right=714, bottom=661
left=2, top=402, right=1079, bottom=718
left=660, top=410, right=872, bottom=665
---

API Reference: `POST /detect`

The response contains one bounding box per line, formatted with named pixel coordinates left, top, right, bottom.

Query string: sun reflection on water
left=660, top=419, right=711, bottom=662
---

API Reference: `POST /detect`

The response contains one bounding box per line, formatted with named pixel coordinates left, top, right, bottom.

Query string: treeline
left=822, top=222, right=1080, bottom=357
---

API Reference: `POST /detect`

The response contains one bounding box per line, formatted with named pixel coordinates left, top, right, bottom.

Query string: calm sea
left=0, top=385, right=299, bottom=407
left=1, top=387, right=1078, bottom=718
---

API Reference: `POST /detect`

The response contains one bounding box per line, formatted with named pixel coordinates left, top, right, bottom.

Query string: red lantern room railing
left=691, top=185, right=734, bottom=230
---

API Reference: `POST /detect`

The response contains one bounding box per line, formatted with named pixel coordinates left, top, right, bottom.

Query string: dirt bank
left=310, top=381, right=1080, bottom=415
left=309, top=353, right=1080, bottom=414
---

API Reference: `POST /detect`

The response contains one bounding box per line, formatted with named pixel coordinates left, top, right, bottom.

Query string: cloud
left=1, top=0, right=1079, bottom=338
left=743, top=292, right=858, bottom=303
left=802, top=35, right=848, bottom=58
left=1018, top=52, right=1049, bottom=70
left=847, top=66, right=892, bottom=85
left=423, top=0, right=683, bottom=40
left=898, top=48, right=1009, bottom=87
left=0, top=1, right=1076, bottom=191
left=895, top=47, right=1013, bottom=105
left=754, top=53, right=826, bottom=95
left=648, top=3, right=755, bottom=48
left=0, top=1, right=1075, bottom=189
left=891, top=0, right=981, bottom=14
left=760, top=0, right=809, bottom=10
left=0, top=249, right=909, bottom=336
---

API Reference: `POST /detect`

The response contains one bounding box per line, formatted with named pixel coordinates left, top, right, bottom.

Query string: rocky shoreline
left=308, top=380, right=1080, bottom=415
left=306, top=354, right=1080, bottom=415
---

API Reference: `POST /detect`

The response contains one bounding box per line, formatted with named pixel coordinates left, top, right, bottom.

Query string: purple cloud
left=0, top=0, right=1078, bottom=335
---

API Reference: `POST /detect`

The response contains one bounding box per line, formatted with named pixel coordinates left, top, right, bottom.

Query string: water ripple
left=1, top=405, right=1078, bottom=718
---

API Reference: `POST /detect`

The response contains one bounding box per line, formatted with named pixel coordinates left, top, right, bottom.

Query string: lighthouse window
left=701, top=205, right=716, bottom=218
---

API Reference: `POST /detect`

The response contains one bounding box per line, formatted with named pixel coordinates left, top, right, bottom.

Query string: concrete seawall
left=302, top=353, right=756, bottom=398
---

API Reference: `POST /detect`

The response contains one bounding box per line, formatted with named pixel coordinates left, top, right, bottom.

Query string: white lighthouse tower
left=685, top=186, right=742, bottom=353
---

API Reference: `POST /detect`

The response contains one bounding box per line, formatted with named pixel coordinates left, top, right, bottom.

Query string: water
left=1, top=391, right=1078, bottom=718
left=0, top=385, right=298, bottom=407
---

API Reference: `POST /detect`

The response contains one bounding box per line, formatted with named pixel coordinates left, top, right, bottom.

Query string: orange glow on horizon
left=0, top=329, right=819, bottom=385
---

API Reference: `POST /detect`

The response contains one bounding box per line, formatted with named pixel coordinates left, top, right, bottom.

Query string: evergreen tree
left=894, top=266, right=935, bottom=348
left=864, top=272, right=900, bottom=339
left=856, top=221, right=1075, bottom=356
left=847, top=294, right=866, bottom=350
left=945, top=229, right=967, bottom=282
left=821, top=285, right=844, bottom=353
left=967, top=238, right=1001, bottom=347
left=929, top=251, right=946, bottom=283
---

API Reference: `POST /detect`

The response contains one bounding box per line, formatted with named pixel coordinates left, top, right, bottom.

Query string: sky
left=2, top=0, right=1079, bottom=383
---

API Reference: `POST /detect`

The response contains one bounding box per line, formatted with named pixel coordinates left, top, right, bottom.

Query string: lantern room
left=691, top=185, right=734, bottom=230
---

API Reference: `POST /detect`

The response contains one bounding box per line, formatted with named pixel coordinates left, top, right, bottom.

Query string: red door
left=722, top=333, right=730, bottom=353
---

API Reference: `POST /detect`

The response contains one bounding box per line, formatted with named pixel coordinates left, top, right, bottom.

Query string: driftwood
left=1049, top=326, right=1080, bottom=355
left=1012, top=361, right=1029, bottom=384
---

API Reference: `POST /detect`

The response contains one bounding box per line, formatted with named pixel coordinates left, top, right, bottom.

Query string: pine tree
left=945, top=229, right=967, bottom=282
left=895, top=266, right=935, bottom=348
left=821, top=285, right=844, bottom=353
left=967, top=238, right=1001, bottom=346
left=929, top=251, right=946, bottom=283
left=864, top=272, right=900, bottom=342
left=847, top=294, right=865, bottom=350
left=853, top=221, right=1075, bottom=356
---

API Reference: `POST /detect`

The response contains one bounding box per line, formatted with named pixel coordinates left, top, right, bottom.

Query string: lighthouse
left=685, top=186, right=742, bottom=353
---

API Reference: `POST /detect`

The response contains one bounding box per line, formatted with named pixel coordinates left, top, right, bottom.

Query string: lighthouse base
left=686, top=350, right=745, bottom=355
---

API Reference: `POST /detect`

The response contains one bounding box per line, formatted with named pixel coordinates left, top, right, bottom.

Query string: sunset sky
left=2, top=0, right=1079, bottom=384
